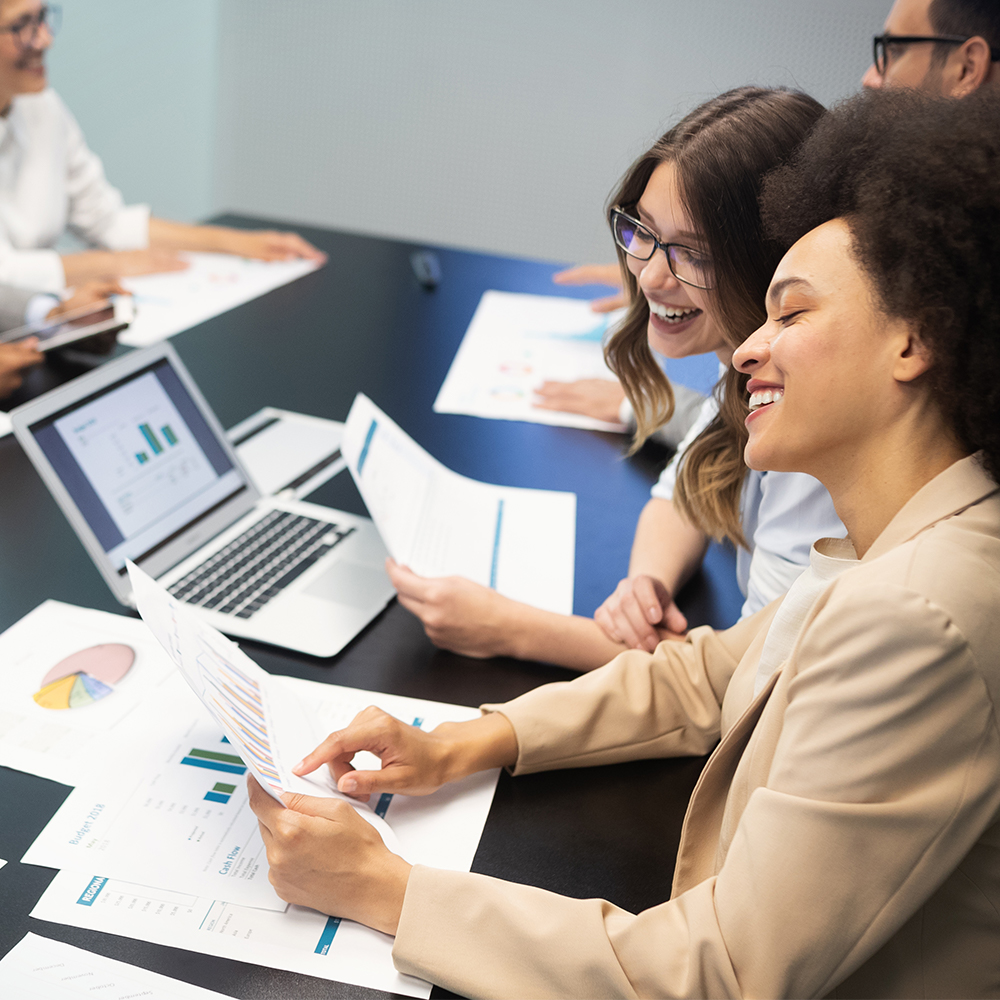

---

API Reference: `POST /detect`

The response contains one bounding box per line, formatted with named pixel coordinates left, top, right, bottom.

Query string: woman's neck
left=822, top=416, right=967, bottom=557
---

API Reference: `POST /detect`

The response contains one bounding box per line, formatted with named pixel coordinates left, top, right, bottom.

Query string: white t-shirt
left=651, top=392, right=846, bottom=618
left=0, top=89, right=150, bottom=291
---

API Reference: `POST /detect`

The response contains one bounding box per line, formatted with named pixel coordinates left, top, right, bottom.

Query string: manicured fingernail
left=342, top=777, right=357, bottom=793
left=293, top=759, right=306, bottom=772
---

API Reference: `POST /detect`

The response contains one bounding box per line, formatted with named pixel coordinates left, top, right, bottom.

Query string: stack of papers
left=2, top=594, right=499, bottom=998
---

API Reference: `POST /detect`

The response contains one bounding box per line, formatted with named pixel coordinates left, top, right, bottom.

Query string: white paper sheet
left=21, top=710, right=290, bottom=910
left=228, top=407, right=345, bottom=499
left=0, top=932, right=230, bottom=998
left=31, top=874, right=429, bottom=997
left=434, top=290, right=629, bottom=432
left=0, top=602, right=179, bottom=787
left=29, top=678, right=497, bottom=999
left=343, top=393, right=576, bottom=614
left=118, top=252, right=320, bottom=348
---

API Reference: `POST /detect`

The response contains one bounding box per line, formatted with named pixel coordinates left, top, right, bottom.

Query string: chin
left=744, top=440, right=788, bottom=474
left=16, top=72, right=47, bottom=94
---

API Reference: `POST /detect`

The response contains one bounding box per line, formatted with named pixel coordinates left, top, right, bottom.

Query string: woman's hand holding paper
left=247, top=775, right=411, bottom=934
left=386, top=559, right=526, bottom=659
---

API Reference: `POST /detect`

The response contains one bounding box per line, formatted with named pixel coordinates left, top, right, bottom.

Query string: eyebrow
left=767, top=277, right=816, bottom=306
left=634, top=203, right=702, bottom=243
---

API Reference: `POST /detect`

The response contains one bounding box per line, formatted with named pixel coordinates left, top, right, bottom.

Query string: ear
left=948, top=36, right=992, bottom=97
left=892, top=322, right=933, bottom=383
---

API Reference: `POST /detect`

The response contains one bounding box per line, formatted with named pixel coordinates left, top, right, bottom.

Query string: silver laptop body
left=11, top=342, right=394, bottom=657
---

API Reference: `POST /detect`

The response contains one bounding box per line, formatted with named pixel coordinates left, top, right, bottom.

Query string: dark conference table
left=0, top=217, right=743, bottom=999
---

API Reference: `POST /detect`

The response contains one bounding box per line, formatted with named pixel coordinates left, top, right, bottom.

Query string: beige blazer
left=392, top=454, right=1000, bottom=999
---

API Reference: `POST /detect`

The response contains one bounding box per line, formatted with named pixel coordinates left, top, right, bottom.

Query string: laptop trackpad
left=304, top=561, right=391, bottom=610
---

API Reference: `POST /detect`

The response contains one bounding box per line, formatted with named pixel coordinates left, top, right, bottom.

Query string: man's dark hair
left=929, top=0, right=1000, bottom=62
left=761, top=88, right=1000, bottom=483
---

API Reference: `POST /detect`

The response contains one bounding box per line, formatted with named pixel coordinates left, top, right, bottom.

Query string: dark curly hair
left=760, top=87, right=1000, bottom=484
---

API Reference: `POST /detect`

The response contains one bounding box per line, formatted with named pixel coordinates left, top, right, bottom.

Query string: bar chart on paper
left=21, top=719, right=285, bottom=910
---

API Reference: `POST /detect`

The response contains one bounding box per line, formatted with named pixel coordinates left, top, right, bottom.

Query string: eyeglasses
left=872, top=32, right=1000, bottom=75
left=0, top=3, right=61, bottom=50
left=610, top=208, right=713, bottom=290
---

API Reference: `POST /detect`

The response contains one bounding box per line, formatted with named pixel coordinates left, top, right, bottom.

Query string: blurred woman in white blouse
left=0, top=1, right=325, bottom=293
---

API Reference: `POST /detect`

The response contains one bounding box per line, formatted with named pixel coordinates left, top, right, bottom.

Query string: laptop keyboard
left=167, top=510, right=355, bottom=620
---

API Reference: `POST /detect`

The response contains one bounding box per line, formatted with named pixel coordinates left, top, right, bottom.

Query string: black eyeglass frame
left=873, top=32, right=1000, bottom=75
left=0, top=3, right=61, bottom=50
left=609, top=208, right=713, bottom=291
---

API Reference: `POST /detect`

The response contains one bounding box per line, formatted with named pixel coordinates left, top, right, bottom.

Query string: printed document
left=0, top=601, right=178, bottom=786
left=343, top=393, right=576, bottom=614
left=30, top=873, right=431, bottom=997
left=434, top=290, right=628, bottom=431
left=26, top=680, right=495, bottom=999
left=0, top=932, right=230, bottom=998
left=118, top=252, right=320, bottom=348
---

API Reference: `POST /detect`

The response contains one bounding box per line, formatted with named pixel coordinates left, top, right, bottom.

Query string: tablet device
left=0, top=297, right=134, bottom=353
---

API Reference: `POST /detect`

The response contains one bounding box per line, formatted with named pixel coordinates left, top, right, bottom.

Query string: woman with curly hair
left=389, top=87, right=844, bottom=669
left=250, top=87, right=1000, bottom=998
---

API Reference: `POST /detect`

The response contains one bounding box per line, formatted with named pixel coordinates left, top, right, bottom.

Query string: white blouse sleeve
left=59, top=95, right=149, bottom=252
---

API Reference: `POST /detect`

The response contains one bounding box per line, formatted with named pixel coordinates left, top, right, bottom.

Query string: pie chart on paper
left=32, top=644, right=136, bottom=710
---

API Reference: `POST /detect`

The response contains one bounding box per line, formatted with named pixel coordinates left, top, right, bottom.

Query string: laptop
left=10, top=342, right=395, bottom=657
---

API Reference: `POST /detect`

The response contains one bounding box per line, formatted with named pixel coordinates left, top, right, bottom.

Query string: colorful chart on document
left=33, top=644, right=135, bottom=710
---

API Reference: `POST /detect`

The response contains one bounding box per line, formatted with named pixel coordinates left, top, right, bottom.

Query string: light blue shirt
left=651, top=393, right=846, bottom=618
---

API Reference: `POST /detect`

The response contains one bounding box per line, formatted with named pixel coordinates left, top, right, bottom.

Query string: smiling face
left=627, top=161, right=729, bottom=363
left=732, top=218, right=932, bottom=480
left=0, top=0, right=51, bottom=107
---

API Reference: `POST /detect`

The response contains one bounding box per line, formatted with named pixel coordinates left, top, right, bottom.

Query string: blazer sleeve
left=481, top=610, right=769, bottom=774
left=392, top=583, right=1000, bottom=999
left=58, top=95, right=149, bottom=251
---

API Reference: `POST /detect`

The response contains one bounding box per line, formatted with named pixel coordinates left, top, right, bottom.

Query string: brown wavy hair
left=604, top=87, right=825, bottom=546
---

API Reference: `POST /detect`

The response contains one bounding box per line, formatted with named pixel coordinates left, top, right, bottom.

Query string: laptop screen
left=27, top=357, right=247, bottom=571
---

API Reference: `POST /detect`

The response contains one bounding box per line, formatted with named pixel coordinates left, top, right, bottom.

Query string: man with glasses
left=862, top=0, right=999, bottom=95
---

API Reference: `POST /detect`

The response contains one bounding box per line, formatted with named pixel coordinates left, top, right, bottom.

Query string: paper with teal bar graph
left=20, top=716, right=290, bottom=910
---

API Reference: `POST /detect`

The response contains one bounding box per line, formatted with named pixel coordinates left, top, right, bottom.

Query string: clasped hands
left=247, top=707, right=517, bottom=933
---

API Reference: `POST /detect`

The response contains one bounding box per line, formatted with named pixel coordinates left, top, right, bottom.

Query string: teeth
left=649, top=301, right=700, bottom=322
left=748, top=388, right=783, bottom=411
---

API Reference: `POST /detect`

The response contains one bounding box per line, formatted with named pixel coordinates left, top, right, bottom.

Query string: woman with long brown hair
left=389, top=87, right=843, bottom=668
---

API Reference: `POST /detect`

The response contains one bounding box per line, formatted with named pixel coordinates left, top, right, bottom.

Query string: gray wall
left=46, top=1, right=890, bottom=263
left=47, top=0, right=219, bottom=223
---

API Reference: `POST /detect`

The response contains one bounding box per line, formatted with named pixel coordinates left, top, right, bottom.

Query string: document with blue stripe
left=342, top=393, right=575, bottom=615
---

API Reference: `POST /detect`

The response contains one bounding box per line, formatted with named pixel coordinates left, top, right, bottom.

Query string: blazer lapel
left=671, top=668, right=782, bottom=897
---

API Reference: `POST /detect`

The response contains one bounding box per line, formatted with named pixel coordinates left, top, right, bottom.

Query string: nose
left=32, top=19, right=54, bottom=51
left=636, top=250, right=681, bottom=295
left=861, top=63, right=884, bottom=89
left=732, top=320, right=770, bottom=374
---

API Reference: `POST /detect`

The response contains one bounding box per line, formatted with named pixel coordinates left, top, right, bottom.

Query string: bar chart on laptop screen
left=53, top=371, right=220, bottom=544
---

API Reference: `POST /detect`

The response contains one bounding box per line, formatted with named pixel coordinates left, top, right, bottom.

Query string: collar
left=863, top=453, right=999, bottom=562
